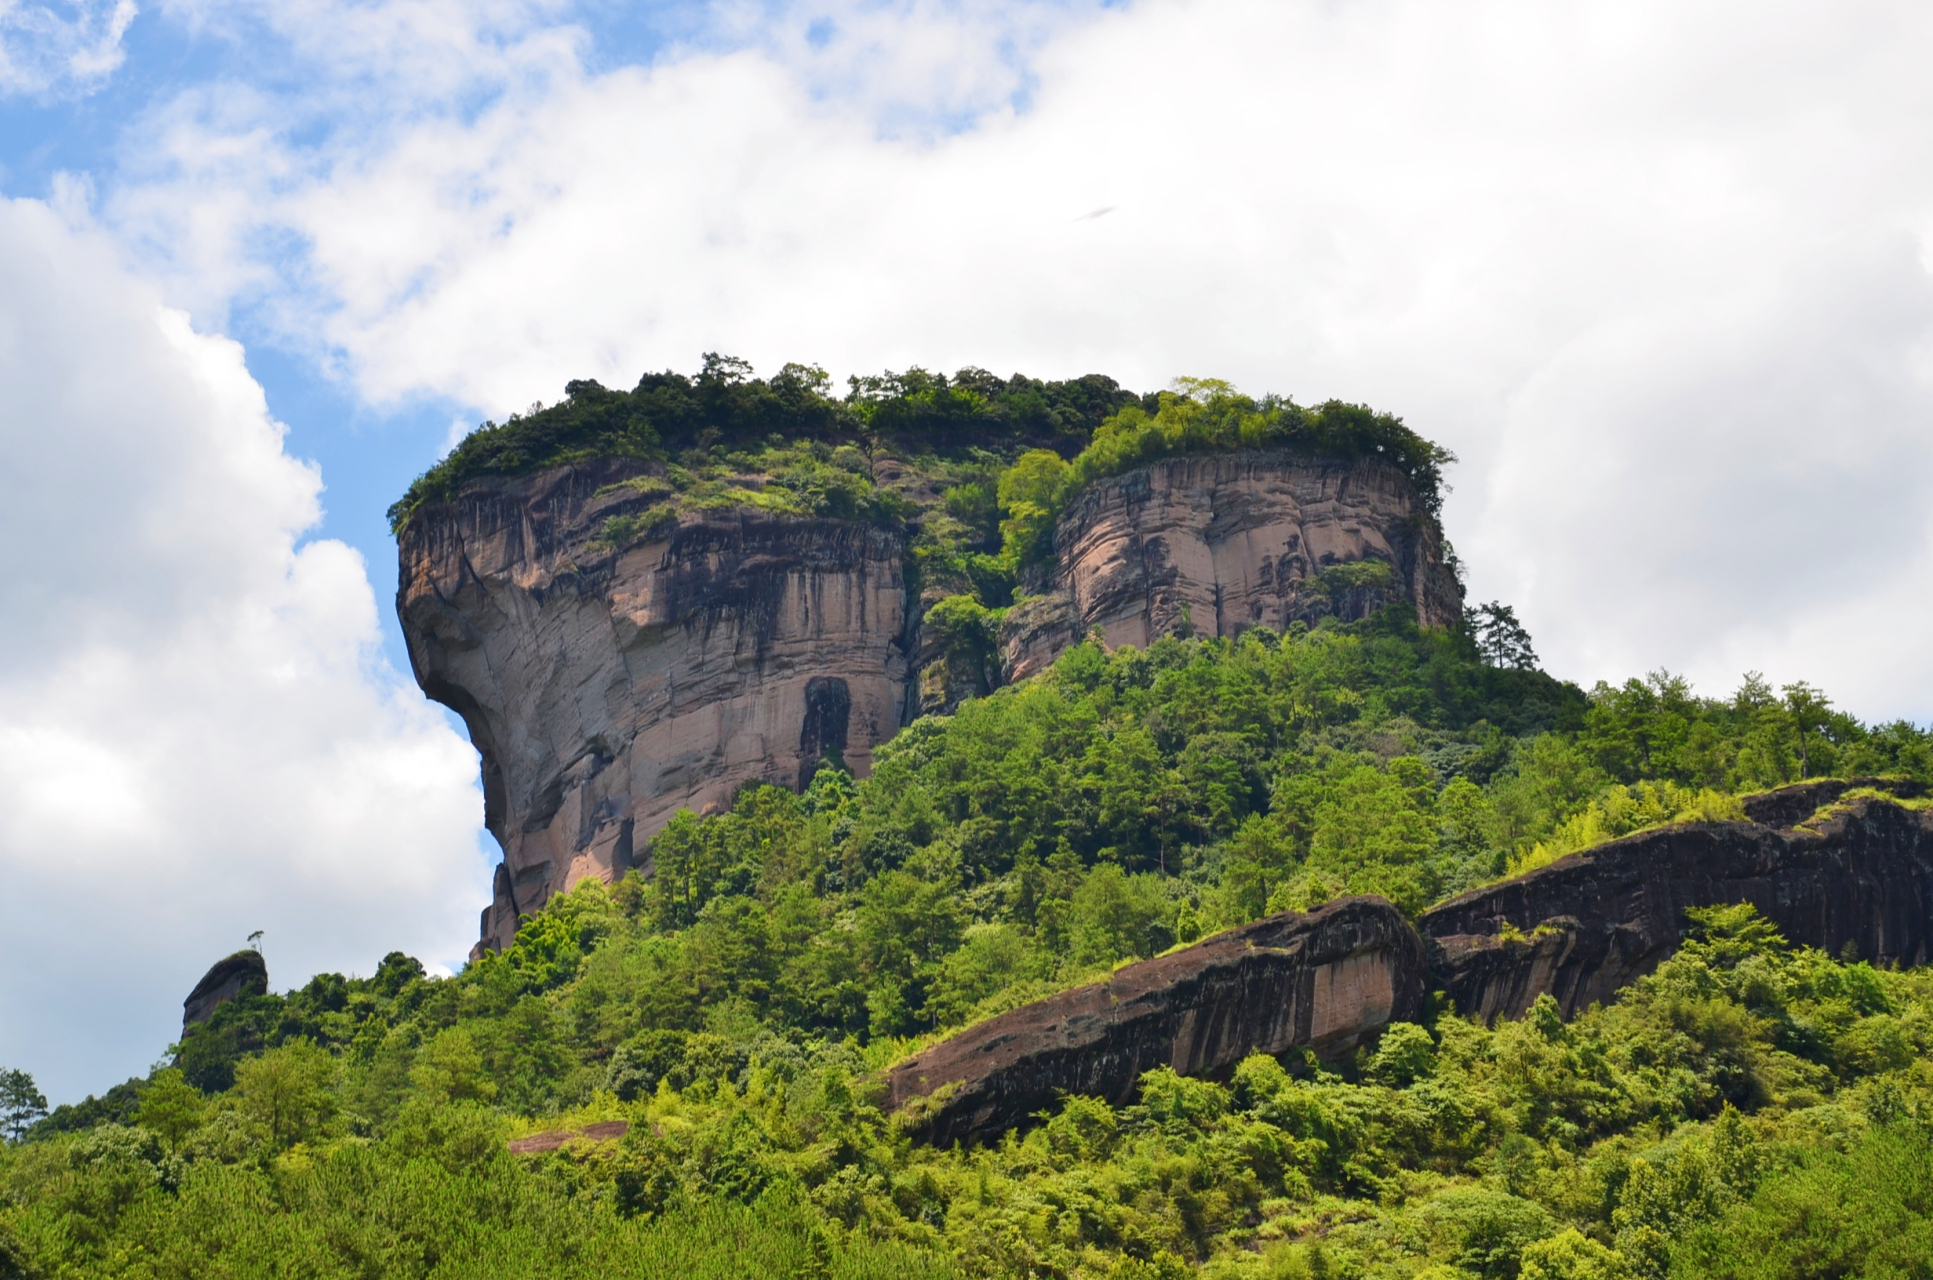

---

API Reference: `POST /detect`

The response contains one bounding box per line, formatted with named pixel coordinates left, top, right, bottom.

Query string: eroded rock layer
left=1416, top=782, right=1932, bottom=1022
left=883, top=896, right=1427, bottom=1146
left=398, top=460, right=915, bottom=953
left=882, top=784, right=1933, bottom=1144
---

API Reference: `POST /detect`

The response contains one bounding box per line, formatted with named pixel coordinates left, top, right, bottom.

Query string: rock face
left=883, top=896, right=1426, bottom=1146
left=882, top=783, right=1933, bottom=1144
left=1417, top=781, right=1932, bottom=1022
left=183, top=950, right=267, bottom=1032
left=1001, top=452, right=1461, bottom=680
left=400, top=450, right=1459, bottom=953
left=397, top=459, right=915, bottom=954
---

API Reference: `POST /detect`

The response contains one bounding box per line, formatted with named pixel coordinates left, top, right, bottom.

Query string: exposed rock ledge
left=182, top=949, right=267, bottom=1032
left=884, top=783, right=1931, bottom=1144
left=884, top=896, right=1426, bottom=1146
left=1417, top=780, right=1931, bottom=1022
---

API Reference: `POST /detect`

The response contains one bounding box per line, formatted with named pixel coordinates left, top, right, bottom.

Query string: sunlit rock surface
left=398, top=451, right=1461, bottom=953
left=1001, top=452, right=1462, bottom=680
left=397, top=459, right=915, bottom=953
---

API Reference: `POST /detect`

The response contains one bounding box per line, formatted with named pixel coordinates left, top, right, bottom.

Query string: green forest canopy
left=384, top=360, right=1454, bottom=568
left=7, top=601, right=1933, bottom=1278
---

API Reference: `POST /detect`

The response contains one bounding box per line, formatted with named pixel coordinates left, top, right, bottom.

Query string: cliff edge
left=398, top=458, right=915, bottom=953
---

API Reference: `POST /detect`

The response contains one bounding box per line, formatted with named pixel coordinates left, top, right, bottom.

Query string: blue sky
left=5, top=0, right=1933, bottom=1103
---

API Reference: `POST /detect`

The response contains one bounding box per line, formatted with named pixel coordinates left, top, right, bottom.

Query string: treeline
left=6, top=901, right=1932, bottom=1277
left=387, top=356, right=1141, bottom=530
left=386, top=360, right=1450, bottom=565
left=6, top=610, right=1932, bottom=1277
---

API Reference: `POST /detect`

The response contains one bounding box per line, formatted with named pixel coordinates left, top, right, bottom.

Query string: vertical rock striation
left=1001, top=452, right=1461, bottom=681
left=397, top=459, right=915, bottom=954
left=397, top=450, right=1461, bottom=953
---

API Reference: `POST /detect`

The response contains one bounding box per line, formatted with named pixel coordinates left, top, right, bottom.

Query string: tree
left=0, top=1068, right=46, bottom=1142
left=234, top=1039, right=337, bottom=1150
left=1468, top=601, right=1538, bottom=670
left=136, top=1067, right=204, bottom=1150
left=1781, top=681, right=1831, bottom=779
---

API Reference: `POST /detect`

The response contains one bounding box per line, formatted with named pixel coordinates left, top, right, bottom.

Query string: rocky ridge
left=1417, top=779, right=1931, bottom=1022
left=884, top=896, right=1426, bottom=1146
left=398, top=449, right=1458, bottom=953
left=884, top=784, right=1932, bottom=1144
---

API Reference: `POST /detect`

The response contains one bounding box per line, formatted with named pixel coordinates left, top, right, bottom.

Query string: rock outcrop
left=398, top=459, right=915, bottom=953
left=400, top=450, right=1460, bottom=953
left=182, top=950, right=267, bottom=1031
left=1001, top=452, right=1461, bottom=680
left=883, top=896, right=1426, bottom=1146
left=1417, top=782, right=1932, bottom=1022
left=882, top=783, right=1933, bottom=1143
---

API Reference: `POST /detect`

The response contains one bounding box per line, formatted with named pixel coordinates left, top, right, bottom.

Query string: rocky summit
left=181, top=949, right=267, bottom=1032
left=25, top=364, right=1933, bottom=1279
left=400, top=445, right=1457, bottom=953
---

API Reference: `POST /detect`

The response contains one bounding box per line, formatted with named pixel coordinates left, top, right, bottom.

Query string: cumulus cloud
left=0, top=0, right=135, bottom=96
left=103, top=0, right=1933, bottom=718
left=0, top=198, right=487, bottom=1102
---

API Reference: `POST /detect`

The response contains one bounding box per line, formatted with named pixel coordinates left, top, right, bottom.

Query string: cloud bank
left=0, top=198, right=487, bottom=1101
left=107, top=0, right=1933, bottom=720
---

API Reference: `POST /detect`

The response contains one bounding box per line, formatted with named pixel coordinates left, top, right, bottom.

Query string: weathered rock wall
left=1001, top=452, right=1462, bottom=680
left=1416, top=783, right=1933, bottom=1022
left=401, top=449, right=1460, bottom=952
left=398, top=459, right=915, bottom=953
left=883, top=896, right=1426, bottom=1146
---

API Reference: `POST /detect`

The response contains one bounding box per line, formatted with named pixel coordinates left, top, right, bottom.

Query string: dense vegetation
left=6, top=602, right=1933, bottom=1278
left=383, top=360, right=1449, bottom=587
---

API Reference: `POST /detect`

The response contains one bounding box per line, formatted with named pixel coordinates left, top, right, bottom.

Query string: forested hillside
left=5, top=603, right=1931, bottom=1279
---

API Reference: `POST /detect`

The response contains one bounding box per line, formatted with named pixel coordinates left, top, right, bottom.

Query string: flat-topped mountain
left=394, top=364, right=1460, bottom=951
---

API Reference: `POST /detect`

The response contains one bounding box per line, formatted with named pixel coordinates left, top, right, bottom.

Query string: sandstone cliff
left=398, top=458, right=914, bottom=952
left=1000, top=452, right=1462, bottom=680
left=183, top=949, right=267, bottom=1031
left=884, top=896, right=1426, bottom=1146
left=881, top=783, right=1932, bottom=1143
left=399, top=449, right=1459, bottom=953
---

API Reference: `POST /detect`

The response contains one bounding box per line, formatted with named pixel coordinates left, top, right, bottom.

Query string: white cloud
left=0, top=0, right=135, bottom=97
left=0, top=197, right=487, bottom=1102
left=110, top=0, right=1933, bottom=721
